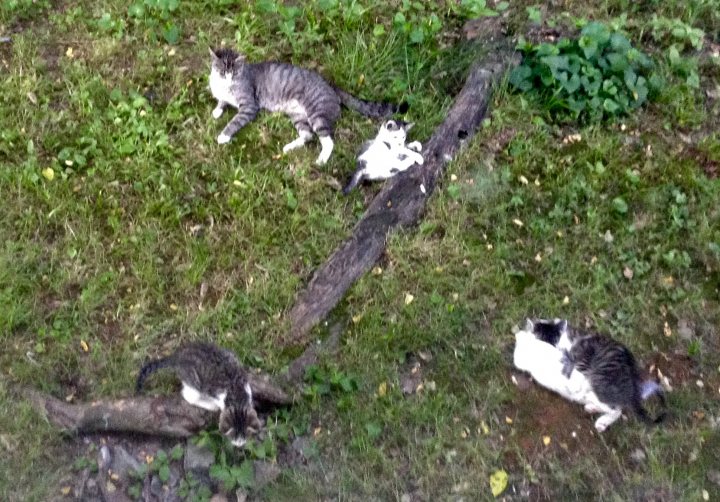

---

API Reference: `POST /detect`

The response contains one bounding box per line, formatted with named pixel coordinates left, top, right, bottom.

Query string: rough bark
left=287, top=47, right=519, bottom=343
left=21, top=372, right=292, bottom=438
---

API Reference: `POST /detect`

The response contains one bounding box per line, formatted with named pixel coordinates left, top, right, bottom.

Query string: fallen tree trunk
left=22, top=372, right=292, bottom=437
left=287, top=45, right=518, bottom=344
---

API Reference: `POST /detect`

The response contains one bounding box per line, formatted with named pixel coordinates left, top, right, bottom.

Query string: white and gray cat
left=209, top=47, right=408, bottom=165
left=342, top=119, right=424, bottom=195
left=136, top=342, right=262, bottom=447
left=515, top=319, right=666, bottom=432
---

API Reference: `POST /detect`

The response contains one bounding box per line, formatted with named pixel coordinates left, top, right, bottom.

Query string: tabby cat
left=136, top=342, right=261, bottom=447
left=209, top=47, right=408, bottom=165
left=526, top=318, right=666, bottom=431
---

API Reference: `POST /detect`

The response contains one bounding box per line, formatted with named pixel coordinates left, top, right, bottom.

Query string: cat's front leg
left=410, top=150, right=424, bottom=165
left=212, top=101, right=228, bottom=120
left=594, top=408, right=622, bottom=432
left=407, top=140, right=422, bottom=153
left=218, top=105, right=258, bottom=145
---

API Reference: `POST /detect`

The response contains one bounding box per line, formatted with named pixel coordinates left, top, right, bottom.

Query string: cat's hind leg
left=308, top=115, right=334, bottom=165
left=283, top=119, right=314, bottom=154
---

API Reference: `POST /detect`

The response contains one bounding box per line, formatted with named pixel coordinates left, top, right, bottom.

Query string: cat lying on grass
left=514, top=319, right=666, bottom=432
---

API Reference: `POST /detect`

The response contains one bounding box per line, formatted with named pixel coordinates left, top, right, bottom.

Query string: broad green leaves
left=510, top=22, right=660, bottom=122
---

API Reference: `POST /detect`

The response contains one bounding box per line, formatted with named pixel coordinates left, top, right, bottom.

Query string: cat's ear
left=208, top=47, right=219, bottom=60
left=385, top=120, right=397, bottom=131
left=523, top=318, right=535, bottom=332
left=234, top=53, right=247, bottom=66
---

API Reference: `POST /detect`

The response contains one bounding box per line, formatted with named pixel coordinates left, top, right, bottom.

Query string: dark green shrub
left=510, top=22, right=662, bottom=122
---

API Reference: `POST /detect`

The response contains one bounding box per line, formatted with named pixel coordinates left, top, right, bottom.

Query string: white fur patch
left=209, top=69, right=237, bottom=108
left=181, top=383, right=222, bottom=411
left=282, top=129, right=314, bottom=153
left=244, top=382, right=253, bottom=406
left=268, top=99, right=306, bottom=116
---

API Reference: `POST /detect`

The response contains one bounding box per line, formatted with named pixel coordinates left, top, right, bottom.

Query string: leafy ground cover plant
left=510, top=22, right=662, bottom=122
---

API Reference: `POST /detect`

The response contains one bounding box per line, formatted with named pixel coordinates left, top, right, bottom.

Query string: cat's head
left=209, top=47, right=246, bottom=78
left=219, top=382, right=262, bottom=448
left=524, top=318, right=568, bottom=346
left=378, top=120, right=414, bottom=144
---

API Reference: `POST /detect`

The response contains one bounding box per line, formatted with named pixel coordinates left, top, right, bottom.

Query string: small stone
left=253, top=460, right=281, bottom=489
left=184, top=440, right=215, bottom=472
left=110, top=446, right=142, bottom=480
left=677, top=319, right=694, bottom=340
left=630, top=448, right=646, bottom=463
left=707, top=469, right=720, bottom=487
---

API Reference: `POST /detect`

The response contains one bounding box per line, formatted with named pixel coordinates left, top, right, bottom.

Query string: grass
left=1, top=0, right=719, bottom=500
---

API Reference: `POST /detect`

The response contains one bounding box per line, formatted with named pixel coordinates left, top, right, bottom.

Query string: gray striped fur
left=209, top=47, right=407, bottom=165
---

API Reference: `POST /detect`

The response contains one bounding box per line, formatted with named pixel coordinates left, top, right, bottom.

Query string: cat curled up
left=342, top=119, right=424, bottom=194
left=209, top=47, right=408, bottom=165
left=523, top=318, right=667, bottom=431
left=136, top=342, right=262, bottom=447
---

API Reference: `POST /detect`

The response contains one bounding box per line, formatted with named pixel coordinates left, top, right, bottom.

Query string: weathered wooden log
left=21, top=372, right=292, bottom=437
left=287, top=46, right=519, bottom=343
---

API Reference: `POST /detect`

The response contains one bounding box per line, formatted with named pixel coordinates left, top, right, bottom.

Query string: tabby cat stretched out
left=209, top=47, right=408, bottom=165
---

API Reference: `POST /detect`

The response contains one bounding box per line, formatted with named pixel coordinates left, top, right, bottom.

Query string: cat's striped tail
left=135, top=357, right=173, bottom=394
left=335, top=88, right=409, bottom=118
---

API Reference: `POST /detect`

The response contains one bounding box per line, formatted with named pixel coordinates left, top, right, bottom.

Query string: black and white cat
left=136, top=342, right=261, bottom=447
left=209, top=47, right=408, bottom=165
left=519, top=318, right=666, bottom=431
left=342, top=120, right=424, bottom=194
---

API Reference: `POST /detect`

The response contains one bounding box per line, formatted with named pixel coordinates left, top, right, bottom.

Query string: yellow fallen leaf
left=543, top=435, right=551, bottom=446
left=535, top=253, right=542, bottom=262
left=60, top=486, right=71, bottom=496
left=480, top=421, right=490, bottom=435
left=562, top=296, right=570, bottom=305
left=663, top=321, right=672, bottom=337
left=80, top=340, right=89, bottom=352
left=351, top=313, right=363, bottom=324
left=377, top=382, right=387, bottom=397
left=233, top=180, right=242, bottom=186
left=702, top=489, right=709, bottom=501
left=169, top=303, right=178, bottom=311
left=65, top=47, right=74, bottom=58
left=404, top=293, right=414, bottom=305
left=512, top=219, right=523, bottom=227
left=168, top=48, right=176, bottom=56
left=489, top=469, right=508, bottom=497
left=42, top=168, right=55, bottom=181
left=505, top=416, right=513, bottom=424
left=519, top=175, right=529, bottom=185
left=450, top=174, right=458, bottom=181
left=372, top=266, right=383, bottom=275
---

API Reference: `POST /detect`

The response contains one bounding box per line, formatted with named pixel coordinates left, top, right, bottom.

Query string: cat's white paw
left=283, top=140, right=303, bottom=154
left=212, top=107, right=225, bottom=119
left=594, top=419, right=608, bottom=432
left=407, top=141, right=422, bottom=152
left=217, top=133, right=231, bottom=145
